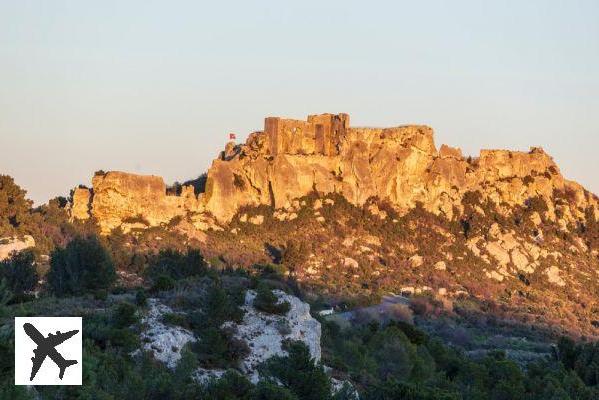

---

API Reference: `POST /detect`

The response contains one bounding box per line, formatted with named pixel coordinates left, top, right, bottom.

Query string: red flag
left=229, top=133, right=236, bottom=140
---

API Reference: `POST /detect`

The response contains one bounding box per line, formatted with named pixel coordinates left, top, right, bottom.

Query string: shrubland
left=2, top=175, right=599, bottom=398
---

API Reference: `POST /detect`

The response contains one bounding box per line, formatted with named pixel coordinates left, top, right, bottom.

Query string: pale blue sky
left=1, top=0, right=597, bottom=204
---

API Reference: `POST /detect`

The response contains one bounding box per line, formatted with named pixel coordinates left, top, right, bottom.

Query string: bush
left=281, top=240, right=308, bottom=274
left=0, top=250, right=38, bottom=297
left=47, top=236, right=116, bottom=296
left=0, top=279, right=11, bottom=317
left=0, top=175, right=33, bottom=237
left=203, top=283, right=245, bottom=326
left=93, top=289, right=108, bottom=300
left=151, top=275, right=176, bottom=292
left=163, top=312, right=189, bottom=329
left=259, top=341, right=332, bottom=400
left=193, top=327, right=250, bottom=369
left=135, top=288, right=148, bottom=306
left=253, top=263, right=288, bottom=280
left=146, top=248, right=208, bottom=281
left=253, top=283, right=290, bottom=315
left=112, top=302, right=138, bottom=328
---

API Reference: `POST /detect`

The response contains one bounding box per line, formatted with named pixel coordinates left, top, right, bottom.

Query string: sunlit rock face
left=71, top=171, right=203, bottom=234
left=70, top=113, right=598, bottom=232
left=0, top=235, right=35, bottom=261
left=202, top=113, right=597, bottom=224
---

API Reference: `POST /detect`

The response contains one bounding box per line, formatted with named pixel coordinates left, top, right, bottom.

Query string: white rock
left=409, top=255, right=423, bottom=268
left=343, top=257, right=359, bottom=269
left=434, top=261, right=447, bottom=271
left=139, top=299, right=196, bottom=369
left=231, top=290, right=321, bottom=383
left=313, top=199, right=323, bottom=210
left=546, top=265, right=566, bottom=287
left=249, top=215, right=264, bottom=225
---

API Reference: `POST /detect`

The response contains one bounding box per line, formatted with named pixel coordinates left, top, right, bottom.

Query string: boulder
left=546, top=266, right=566, bottom=287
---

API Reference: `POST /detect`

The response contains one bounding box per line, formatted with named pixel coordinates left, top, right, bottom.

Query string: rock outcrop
left=139, top=291, right=322, bottom=385
left=203, top=113, right=597, bottom=224
left=71, top=171, right=203, bottom=234
left=70, top=113, right=599, bottom=232
left=0, top=235, right=35, bottom=261
left=137, top=299, right=196, bottom=368
left=230, top=289, right=321, bottom=383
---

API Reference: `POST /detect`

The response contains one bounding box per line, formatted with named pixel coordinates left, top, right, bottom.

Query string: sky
left=0, top=0, right=598, bottom=204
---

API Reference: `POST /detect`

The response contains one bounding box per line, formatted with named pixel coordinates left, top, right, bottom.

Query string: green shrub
left=135, top=288, right=148, bottom=306
left=0, top=249, right=38, bottom=297
left=387, top=320, right=429, bottom=346
left=93, top=289, right=108, bottom=300
left=253, top=283, right=290, bottom=315
left=151, top=274, right=176, bottom=292
left=259, top=341, right=332, bottom=400
left=253, top=263, right=288, bottom=280
left=147, top=248, right=208, bottom=281
left=47, top=236, right=116, bottom=296
left=203, top=283, right=245, bottom=326
left=112, top=302, right=138, bottom=328
left=0, top=279, right=11, bottom=317
left=193, top=327, right=250, bottom=369
left=163, top=312, right=189, bottom=329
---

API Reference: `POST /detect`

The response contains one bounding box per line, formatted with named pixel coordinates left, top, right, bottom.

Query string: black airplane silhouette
left=23, top=323, right=79, bottom=381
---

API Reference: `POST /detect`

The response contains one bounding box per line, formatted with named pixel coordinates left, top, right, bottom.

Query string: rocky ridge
left=70, top=113, right=598, bottom=234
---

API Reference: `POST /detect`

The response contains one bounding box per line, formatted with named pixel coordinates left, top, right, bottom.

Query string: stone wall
left=265, top=113, right=348, bottom=156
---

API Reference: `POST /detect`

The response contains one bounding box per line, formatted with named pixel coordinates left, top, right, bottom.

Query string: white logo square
left=14, top=317, right=82, bottom=385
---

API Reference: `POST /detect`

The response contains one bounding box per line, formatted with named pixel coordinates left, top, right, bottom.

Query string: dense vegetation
left=2, top=240, right=599, bottom=399
left=322, top=319, right=599, bottom=399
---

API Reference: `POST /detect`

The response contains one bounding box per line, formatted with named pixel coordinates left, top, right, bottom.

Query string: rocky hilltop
left=71, top=113, right=598, bottom=233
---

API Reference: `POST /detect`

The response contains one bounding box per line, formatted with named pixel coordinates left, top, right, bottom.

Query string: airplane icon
left=23, top=322, right=79, bottom=381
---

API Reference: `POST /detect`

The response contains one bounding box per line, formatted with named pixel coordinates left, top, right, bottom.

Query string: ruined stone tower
left=264, top=113, right=349, bottom=156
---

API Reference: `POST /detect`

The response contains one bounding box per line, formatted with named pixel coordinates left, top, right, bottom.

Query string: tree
left=281, top=240, right=308, bottom=276
left=47, top=236, right=116, bottom=295
left=0, top=279, right=11, bottom=317
left=0, top=175, right=33, bottom=237
left=147, top=248, right=207, bottom=281
left=0, top=250, right=38, bottom=297
left=253, top=283, right=290, bottom=315
left=259, top=341, right=332, bottom=400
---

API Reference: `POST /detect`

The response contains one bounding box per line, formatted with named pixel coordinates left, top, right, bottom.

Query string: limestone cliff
left=70, top=113, right=598, bottom=232
left=72, top=171, right=203, bottom=234
left=204, top=113, right=597, bottom=224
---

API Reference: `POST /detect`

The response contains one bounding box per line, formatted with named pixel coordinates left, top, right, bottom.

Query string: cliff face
left=72, top=171, right=203, bottom=233
left=70, top=113, right=598, bottom=232
left=202, top=113, right=597, bottom=224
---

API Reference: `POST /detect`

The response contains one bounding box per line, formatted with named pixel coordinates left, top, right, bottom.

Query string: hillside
left=62, top=113, right=599, bottom=337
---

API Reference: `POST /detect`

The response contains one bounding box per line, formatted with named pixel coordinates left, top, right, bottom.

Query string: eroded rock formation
left=71, top=171, right=202, bottom=233
left=70, top=113, right=598, bottom=232
left=204, top=113, right=597, bottom=224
